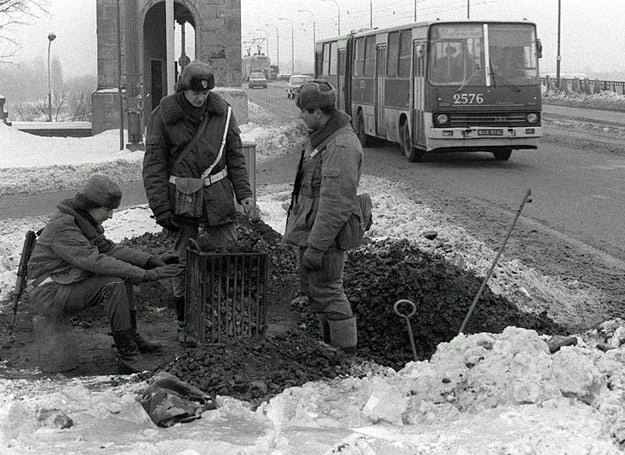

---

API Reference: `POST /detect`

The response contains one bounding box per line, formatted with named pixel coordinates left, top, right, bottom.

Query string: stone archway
left=92, top=0, right=245, bottom=137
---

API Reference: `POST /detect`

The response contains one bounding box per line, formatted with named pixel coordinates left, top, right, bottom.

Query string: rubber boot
left=327, top=316, right=358, bottom=353
left=130, top=310, right=162, bottom=353
left=316, top=313, right=331, bottom=344
left=112, top=329, right=155, bottom=374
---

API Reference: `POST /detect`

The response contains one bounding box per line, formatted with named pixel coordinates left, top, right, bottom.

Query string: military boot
left=130, top=310, right=162, bottom=353
left=327, top=316, right=358, bottom=354
left=112, top=329, right=156, bottom=374
left=316, top=313, right=331, bottom=344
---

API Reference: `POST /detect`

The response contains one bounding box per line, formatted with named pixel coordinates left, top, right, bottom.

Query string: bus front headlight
left=526, top=113, right=538, bottom=124
left=436, top=114, right=449, bottom=125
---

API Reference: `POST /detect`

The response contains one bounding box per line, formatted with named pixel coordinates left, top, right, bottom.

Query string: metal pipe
left=556, top=0, right=561, bottom=89
left=116, top=0, right=124, bottom=150
left=459, top=188, right=532, bottom=334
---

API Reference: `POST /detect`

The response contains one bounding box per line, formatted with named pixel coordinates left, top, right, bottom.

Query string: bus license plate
left=478, top=129, right=503, bottom=136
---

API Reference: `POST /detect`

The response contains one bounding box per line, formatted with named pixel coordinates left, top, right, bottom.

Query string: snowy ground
left=1, top=101, right=625, bottom=453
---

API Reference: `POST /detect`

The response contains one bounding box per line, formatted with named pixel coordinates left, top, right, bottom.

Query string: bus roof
left=315, top=20, right=537, bottom=43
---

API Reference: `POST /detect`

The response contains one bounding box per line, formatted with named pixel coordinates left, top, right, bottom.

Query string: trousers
left=172, top=221, right=237, bottom=300
left=29, top=276, right=135, bottom=332
left=298, top=246, right=353, bottom=320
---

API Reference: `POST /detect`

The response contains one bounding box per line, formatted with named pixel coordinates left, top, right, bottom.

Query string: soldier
left=27, top=174, right=180, bottom=373
left=143, top=60, right=254, bottom=346
left=284, top=80, right=364, bottom=352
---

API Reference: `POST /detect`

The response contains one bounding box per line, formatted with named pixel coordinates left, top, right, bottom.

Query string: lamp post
left=278, top=17, right=294, bottom=75
left=47, top=32, right=56, bottom=122
left=321, top=0, right=340, bottom=35
left=556, top=0, right=561, bottom=89
left=297, top=9, right=316, bottom=59
left=265, top=23, right=279, bottom=75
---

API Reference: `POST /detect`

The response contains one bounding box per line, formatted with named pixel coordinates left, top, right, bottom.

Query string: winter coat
left=143, top=91, right=252, bottom=226
left=284, top=114, right=363, bottom=250
left=28, top=203, right=151, bottom=286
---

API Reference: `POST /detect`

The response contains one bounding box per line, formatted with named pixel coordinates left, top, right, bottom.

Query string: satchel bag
left=170, top=106, right=232, bottom=218
left=336, top=193, right=373, bottom=250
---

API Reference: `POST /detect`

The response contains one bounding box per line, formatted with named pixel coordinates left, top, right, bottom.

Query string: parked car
left=248, top=71, right=268, bottom=89
left=286, top=74, right=313, bottom=99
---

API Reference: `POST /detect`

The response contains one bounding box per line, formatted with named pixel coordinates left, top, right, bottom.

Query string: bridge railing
left=540, top=76, right=625, bottom=96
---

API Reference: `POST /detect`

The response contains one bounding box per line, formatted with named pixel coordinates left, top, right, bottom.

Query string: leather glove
left=240, top=197, right=254, bottom=216
left=302, top=246, right=325, bottom=271
left=143, top=265, right=180, bottom=282
left=156, top=210, right=180, bottom=232
left=146, top=253, right=179, bottom=269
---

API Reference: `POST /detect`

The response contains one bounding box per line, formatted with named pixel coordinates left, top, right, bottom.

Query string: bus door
left=375, top=45, right=386, bottom=137
left=413, top=40, right=427, bottom=148
left=337, top=49, right=346, bottom=112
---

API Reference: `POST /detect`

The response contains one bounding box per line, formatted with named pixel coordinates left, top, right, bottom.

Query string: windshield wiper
left=455, top=66, right=483, bottom=93
left=489, top=68, right=522, bottom=93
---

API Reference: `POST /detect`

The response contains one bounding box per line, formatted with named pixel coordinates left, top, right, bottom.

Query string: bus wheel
left=356, top=111, right=371, bottom=147
left=493, top=148, right=512, bottom=161
left=399, top=122, right=423, bottom=162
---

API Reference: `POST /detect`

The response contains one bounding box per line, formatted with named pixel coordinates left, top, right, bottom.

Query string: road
left=248, top=82, right=625, bottom=266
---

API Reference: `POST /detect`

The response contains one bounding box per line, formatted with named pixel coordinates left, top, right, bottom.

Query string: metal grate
left=447, top=112, right=530, bottom=127
left=185, top=249, right=268, bottom=344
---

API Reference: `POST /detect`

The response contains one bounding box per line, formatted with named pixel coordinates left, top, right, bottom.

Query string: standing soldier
left=143, top=60, right=254, bottom=347
left=284, top=80, right=364, bottom=352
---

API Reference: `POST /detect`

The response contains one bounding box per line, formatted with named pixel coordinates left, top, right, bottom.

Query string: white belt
left=169, top=168, right=229, bottom=187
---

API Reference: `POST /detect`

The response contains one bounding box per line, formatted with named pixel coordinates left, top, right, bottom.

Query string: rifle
left=9, top=230, right=37, bottom=336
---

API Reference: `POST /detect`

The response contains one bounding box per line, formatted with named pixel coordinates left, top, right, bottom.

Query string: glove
left=240, top=197, right=254, bottom=216
left=156, top=211, right=180, bottom=232
left=301, top=246, right=325, bottom=271
left=143, top=265, right=181, bottom=282
left=146, top=253, right=179, bottom=269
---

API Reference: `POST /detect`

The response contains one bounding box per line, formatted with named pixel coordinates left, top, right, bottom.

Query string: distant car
left=286, top=74, right=313, bottom=99
left=248, top=72, right=268, bottom=89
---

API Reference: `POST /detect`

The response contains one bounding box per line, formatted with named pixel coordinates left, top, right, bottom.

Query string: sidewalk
left=543, top=104, right=625, bottom=127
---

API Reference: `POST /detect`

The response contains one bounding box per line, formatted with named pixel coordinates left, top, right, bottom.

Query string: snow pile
left=2, top=327, right=624, bottom=453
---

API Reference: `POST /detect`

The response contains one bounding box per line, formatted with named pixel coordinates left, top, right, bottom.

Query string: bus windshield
left=428, top=23, right=538, bottom=87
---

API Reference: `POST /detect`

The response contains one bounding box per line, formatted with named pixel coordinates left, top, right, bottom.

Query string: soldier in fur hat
left=283, top=80, right=364, bottom=353
left=27, top=174, right=180, bottom=373
left=142, top=60, right=254, bottom=347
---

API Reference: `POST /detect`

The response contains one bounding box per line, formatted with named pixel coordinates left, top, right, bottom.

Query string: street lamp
left=47, top=32, right=56, bottom=122
left=265, top=23, right=279, bottom=75
left=556, top=0, right=561, bottom=89
left=278, top=17, right=294, bottom=75
left=321, top=0, right=340, bottom=35
left=297, top=9, right=316, bottom=58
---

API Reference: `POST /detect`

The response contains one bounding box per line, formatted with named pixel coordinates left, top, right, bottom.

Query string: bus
left=315, top=21, right=543, bottom=161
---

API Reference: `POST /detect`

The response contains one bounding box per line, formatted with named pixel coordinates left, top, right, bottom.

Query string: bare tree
left=0, top=0, right=48, bottom=64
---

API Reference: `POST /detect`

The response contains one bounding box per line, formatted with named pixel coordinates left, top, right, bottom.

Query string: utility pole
left=467, top=0, right=470, bottom=19
left=556, top=0, right=562, bottom=89
left=414, top=0, right=417, bottom=22
left=266, top=24, right=279, bottom=74
left=116, top=0, right=124, bottom=150
left=278, top=17, right=294, bottom=74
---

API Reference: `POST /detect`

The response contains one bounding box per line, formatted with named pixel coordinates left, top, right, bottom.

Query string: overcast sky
left=5, top=0, right=623, bottom=79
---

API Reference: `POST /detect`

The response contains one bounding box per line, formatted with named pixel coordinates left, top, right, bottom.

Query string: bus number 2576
left=453, top=93, right=484, bottom=104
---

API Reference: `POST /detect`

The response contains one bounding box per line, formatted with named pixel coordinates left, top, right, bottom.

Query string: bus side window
left=387, top=31, right=399, bottom=77
left=354, top=38, right=365, bottom=77
left=364, top=36, right=376, bottom=77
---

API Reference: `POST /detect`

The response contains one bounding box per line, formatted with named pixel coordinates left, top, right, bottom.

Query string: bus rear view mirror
left=536, top=39, right=543, bottom=58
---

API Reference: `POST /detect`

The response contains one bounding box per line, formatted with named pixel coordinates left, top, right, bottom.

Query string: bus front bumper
left=426, top=126, right=542, bottom=151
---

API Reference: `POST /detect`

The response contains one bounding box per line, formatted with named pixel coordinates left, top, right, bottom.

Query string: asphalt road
left=248, top=82, right=625, bottom=263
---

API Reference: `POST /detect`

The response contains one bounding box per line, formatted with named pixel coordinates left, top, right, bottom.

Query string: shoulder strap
left=201, top=106, right=232, bottom=179
left=172, top=113, right=211, bottom=171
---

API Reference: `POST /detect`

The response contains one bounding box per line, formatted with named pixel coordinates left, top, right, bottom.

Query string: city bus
left=315, top=21, right=543, bottom=161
